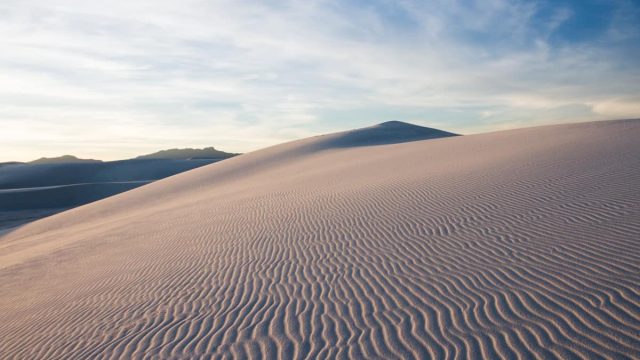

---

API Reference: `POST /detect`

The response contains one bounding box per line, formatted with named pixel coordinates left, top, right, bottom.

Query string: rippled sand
left=0, top=120, right=638, bottom=359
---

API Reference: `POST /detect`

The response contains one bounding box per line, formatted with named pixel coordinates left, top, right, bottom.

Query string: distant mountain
left=135, top=147, right=238, bottom=160
left=0, top=162, right=24, bottom=168
left=1, top=147, right=239, bottom=228
left=15, top=147, right=238, bottom=164
left=29, top=155, right=102, bottom=165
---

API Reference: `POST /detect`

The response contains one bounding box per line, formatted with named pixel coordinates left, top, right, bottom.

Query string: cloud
left=591, top=97, right=640, bottom=118
left=0, top=0, right=639, bottom=161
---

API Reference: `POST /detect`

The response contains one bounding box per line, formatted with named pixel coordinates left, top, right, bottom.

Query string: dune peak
left=376, top=120, right=419, bottom=127
left=308, top=120, right=458, bottom=150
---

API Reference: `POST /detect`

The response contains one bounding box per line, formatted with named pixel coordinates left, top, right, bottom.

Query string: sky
left=1, top=0, right=639, bottom=161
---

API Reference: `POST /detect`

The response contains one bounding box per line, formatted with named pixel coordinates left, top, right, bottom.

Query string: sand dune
left=0, top=120, right=638, bottom=359
left=0, top=159, right=225, bottom=231
left=0, top=181, right=151, bottom=211
left=0, top=159, right=219, bottom=189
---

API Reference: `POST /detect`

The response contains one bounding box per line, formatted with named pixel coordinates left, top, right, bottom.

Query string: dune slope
left=0, top=120, right=638, bottom=359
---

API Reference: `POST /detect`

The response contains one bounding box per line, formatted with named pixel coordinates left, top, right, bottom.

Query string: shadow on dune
left=0, top=208, right=66, bottom=237
left=0, top=158, right=230, bottom=229
left=0, top=159, right=219, bottom=189
left=187, top=121, right=461, bottom=183
left=309, top=121, right=458, bottom=150
left=0, top=182, right=151, bottom=211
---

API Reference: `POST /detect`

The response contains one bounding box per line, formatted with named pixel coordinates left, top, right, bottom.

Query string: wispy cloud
left=1, top=0, right=639, bottom=161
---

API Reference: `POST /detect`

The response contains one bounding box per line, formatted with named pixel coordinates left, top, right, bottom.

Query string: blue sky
left=1, top=0, right=639, bottom=161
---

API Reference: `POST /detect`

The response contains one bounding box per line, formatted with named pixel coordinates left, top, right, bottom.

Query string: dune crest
left=0, top=119, right=639, bottom=359
left=312, top=121, right=458, bottom=149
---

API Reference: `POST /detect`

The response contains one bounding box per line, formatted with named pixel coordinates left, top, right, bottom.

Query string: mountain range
left=0, top=146, right=238, bottom=230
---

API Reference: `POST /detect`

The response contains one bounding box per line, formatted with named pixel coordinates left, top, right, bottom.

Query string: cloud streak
left=1, top=0, right=639, bottom=161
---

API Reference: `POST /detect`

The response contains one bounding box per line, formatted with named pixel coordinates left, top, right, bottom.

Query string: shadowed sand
left=0, top=158, right=220, bottom=190
left=0, top=120, right=638, bottom=359
left=0, top=159, right=225, bottom=231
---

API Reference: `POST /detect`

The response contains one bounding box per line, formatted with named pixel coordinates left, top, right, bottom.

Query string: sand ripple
left=0, top=120, right=638, bottom=359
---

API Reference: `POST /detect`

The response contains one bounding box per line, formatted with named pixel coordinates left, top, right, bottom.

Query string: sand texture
left=0, top=120, right=638, bottom=359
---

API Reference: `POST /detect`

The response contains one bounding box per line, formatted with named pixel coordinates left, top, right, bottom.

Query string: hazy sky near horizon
left=1, top=0, right=639, bottom=161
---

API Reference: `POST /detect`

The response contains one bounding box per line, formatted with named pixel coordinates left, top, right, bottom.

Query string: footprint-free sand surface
left=0, top=120, right=638, bottom=359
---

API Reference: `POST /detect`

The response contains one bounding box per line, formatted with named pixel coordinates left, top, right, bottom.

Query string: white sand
left=0, top=120, right=638, bottom=359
